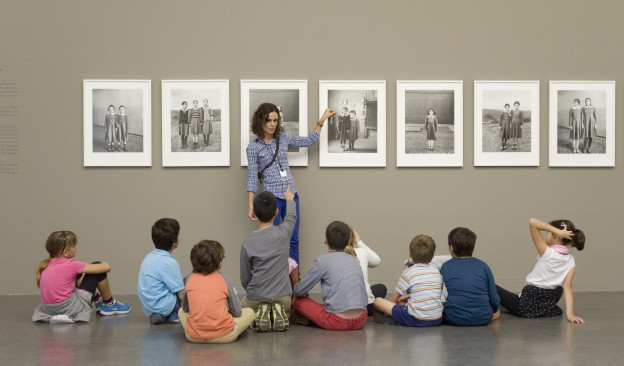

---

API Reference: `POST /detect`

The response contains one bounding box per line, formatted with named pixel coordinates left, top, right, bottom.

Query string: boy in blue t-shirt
left=138, top=218, right=185, bottom=324
left=440, top=227, right=500, bottom=326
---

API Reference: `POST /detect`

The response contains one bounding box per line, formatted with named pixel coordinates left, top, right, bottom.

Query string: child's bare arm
left=529, top=218, right=573, bottom=256
left=563, top=267, right=585, bottom=324
left=83, top=262, right=111, bottom=274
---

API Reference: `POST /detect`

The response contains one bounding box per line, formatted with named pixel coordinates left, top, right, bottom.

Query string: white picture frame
left=161, top=80, right=230, bottom=167
left=240, top=80, right=308, bottom=166
left=83, top=79, right=151, bottom=167
left=474, top=81, right=540, bottom=166
left=319, top=80, right=386, bottom=167
left=397, top=80, right=463, bottom=167
left=549, top=81, right=615, bottom=167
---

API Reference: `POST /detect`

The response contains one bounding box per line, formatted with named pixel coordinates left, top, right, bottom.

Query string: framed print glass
left=397, top=80, right=463, bottom=167
left=161, top=80, right=230, bottom=167
left=474, top=81, right=540, bottom=166
left=549, top=81, right=615, bottom=167
left=83, top=80, right=151, bottom=167
left=319, top=80, right=386, bottom=167
left=240, top=80, right=308, bottom=166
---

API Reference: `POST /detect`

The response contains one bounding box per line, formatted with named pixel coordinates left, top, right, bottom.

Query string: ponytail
left=344, top=245, right=357, bottom=258
left=36, top=258, right=52, bottom=287
left=571, top=229, right=585, bottom=251
left=550, top=219, right=585, bottom=251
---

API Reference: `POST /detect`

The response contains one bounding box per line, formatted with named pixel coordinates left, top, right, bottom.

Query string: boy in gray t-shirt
left=240, top=187, right=296, bottom=332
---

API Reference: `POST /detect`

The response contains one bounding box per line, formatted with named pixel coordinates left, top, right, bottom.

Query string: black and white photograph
left=83, top=80, right=151, bottom=167
left=549, top=81, right=615, bottom=167
left=240, top=80, right=308, bottom=166
left=474, top=81, right=540, bottom=166
left=396, top=81, right=463, bottom=167
left=319, top=80, right=386, bottom=167
left=161, top=80, right=229, bottom=167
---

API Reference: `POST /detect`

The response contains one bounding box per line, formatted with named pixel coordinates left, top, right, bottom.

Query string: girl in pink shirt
left=33, top=231, right=130, bottom=323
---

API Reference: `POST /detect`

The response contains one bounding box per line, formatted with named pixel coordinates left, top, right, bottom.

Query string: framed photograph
left=161, top=80, right=230, bottom=167
left=240, top=80, right=308, bottom=166
left=474, top=81, right=540, bottom=166
left=549, top=81, right=615, bottom=167
left=397, top=81, right=463, bottom=167
left=83, top=80, right=151, bottom=166
left=319, top=80, right=386, bottom=167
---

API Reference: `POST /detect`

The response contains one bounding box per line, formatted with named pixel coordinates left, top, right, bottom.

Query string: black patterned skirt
left=516, top=285, right=563, bottom=318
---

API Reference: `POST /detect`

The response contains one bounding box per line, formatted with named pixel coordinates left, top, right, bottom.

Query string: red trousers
left=292, top=297, right=367, bottom=331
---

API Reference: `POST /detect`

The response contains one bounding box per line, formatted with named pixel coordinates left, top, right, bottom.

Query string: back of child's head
left=325, top=221, right=351, bottom=251
left=342, top=226, right=358, bottom=258
left=151, top=218, right=180, bottom=251
left=550, top=219, right=585, bottom=251
left=409, top=235, right=436, bottom=263
left=37, top=231, right=78, bottom=286
left=253, top=191, right=277, bottom=223
left=190, top=240, right=224, bottom=275
left=448, top=227, right=477, bottom=257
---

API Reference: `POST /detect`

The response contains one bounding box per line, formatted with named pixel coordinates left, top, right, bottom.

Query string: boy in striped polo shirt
left=373, top=235, right=443, bottom=327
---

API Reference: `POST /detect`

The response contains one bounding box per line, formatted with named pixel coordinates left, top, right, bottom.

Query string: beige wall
left=1, top=0, right=623, bottom=294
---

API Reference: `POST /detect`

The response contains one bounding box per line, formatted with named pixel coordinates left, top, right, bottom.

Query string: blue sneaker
left=166, top=311, right=180, bottom=323
left=99, top=299, right=131, bottom=316
left=94, top=298, right=104, bottom=312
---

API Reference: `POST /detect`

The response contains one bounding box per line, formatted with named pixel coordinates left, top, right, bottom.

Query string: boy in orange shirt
left=179, top=240, right=254, bottom=343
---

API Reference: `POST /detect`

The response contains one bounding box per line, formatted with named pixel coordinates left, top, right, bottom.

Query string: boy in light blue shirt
left=138, top=218, right=185, bottom=324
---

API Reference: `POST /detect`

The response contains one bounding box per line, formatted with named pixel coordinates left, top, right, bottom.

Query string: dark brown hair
left=409, top=235, right=436, bottom=263
left=550, top=219, right=585, bottom=251
left=250, top=102, right=281, bottom=139
left=190, top=240, right=225, bottom=275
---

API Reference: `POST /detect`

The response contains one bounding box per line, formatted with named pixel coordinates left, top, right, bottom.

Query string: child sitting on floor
left=441, top=227, right=500, bottom=326
left=33, top=231, right=130, bottom=323
left=138, top=218, right=185, bottom=324
left=292, top=221, right=368, bottom=331
left=373, top=234, right=443, bottom=327
left=240, top=187, right=296, bottom=332
left=179, top=240, right=254, bottom=343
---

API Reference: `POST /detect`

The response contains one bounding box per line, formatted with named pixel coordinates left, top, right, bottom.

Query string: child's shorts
left=391, top=305, right=442, bottom=327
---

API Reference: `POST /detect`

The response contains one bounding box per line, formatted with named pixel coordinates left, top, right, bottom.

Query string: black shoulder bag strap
left=258, top=136, right=280, bottom=184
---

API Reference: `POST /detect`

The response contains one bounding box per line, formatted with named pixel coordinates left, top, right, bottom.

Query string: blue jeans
left=274, top=193, right=300, bottom=264
left=391, top=305, right=442, bottom=327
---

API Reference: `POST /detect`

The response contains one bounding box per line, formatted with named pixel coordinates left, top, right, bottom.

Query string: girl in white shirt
left=496, top=218, right=585, bottom=323
left=347, top=228, right=386, bottom=316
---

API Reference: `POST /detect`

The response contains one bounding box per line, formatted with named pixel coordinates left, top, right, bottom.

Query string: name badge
left=280, top=170, right=288, bottom=180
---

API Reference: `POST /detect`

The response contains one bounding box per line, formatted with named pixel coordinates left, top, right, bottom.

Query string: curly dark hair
left=190, top=240, right=225, bottom=275
left=250, top=102, right=281, bottom=139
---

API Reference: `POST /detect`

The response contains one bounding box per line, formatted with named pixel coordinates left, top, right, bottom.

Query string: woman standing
left=499, top=103, right=512, bottom=150
left=189, top=100, right=202, bottom=149
left=568, top=99, right=582, bottom=153
left=510, top=101, right=524, bottom=150
left=246, top=103, right=335, bottom=263
left=581, top=98, right=598, bottom=153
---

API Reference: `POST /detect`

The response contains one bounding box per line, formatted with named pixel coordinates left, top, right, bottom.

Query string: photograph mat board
left=473, top=81, right=540, bottom=166
left=319, top=80, right=386, bottom=167
left=396, top=81, right=463, bottom=167
left=548, top=81, right=615, bottom=167
left=161, top=80, right=230, bottom=167
left=83, top=79, right=151, bottom=167
left=240, top=80, right=308, bottom=167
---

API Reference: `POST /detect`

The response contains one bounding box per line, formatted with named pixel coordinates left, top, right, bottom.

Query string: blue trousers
left=274, top=193, right=300, bottom=264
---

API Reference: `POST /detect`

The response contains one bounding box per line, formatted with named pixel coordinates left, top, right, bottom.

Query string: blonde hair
left=36, top=231, right=78, bottom=287
left=344, top=227, right=358, bottom=259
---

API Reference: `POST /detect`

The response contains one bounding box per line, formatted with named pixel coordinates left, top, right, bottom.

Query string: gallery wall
left=1, top=0, right=623, bottom=295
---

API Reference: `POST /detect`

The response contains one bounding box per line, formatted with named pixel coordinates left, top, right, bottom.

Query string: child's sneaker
left=271, top=301, right=289, bottom=332
left=150, top=313, right=165, bottom=325
left=289, top=309, right=310, bottom=325
left=373, top=311, right=397, bottom=325
left=166, top=311, right=180, bottom=323
left=99, top=299, right=131, bottom=316
left=255, top=303, right=271, bottom=332
left=94, top=298, right=103, bottom=312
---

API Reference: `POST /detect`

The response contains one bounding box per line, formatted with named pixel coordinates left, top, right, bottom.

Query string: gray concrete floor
left=3, top=292, right=623, bottom=366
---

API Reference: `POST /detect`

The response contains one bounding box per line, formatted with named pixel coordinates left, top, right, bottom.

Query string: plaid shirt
left=246, top=132, right=319, bottom=198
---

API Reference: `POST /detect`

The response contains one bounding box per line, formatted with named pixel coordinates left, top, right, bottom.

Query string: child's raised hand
left=353, top=230, right=361, bottom=244
left=284, top=185, right=294, bottom=201
left=558, top=227, right=574, bottom=240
